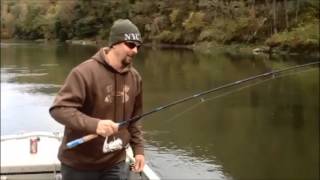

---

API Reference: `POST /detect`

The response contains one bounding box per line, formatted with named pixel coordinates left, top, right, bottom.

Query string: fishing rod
left=165, top=64, right=318, bottom=124
left=66, top=61, right=319, bottom=149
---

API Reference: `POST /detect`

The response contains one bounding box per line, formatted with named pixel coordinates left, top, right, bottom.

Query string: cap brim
left=125, top=40, right=142, bottom=46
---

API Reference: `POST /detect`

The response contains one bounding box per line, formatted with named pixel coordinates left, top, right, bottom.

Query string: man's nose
left=132, top=46, right=138, bottom=54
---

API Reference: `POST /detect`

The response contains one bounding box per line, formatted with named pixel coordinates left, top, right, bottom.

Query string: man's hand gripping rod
left=66, top=106, right=164, bottom=149
left=66, top=118, right=139, bottom=149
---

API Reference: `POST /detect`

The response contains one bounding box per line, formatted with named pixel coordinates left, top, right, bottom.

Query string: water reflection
left=144, top=143, right=231, bottom=179
left=142, top=68, right=318, bottom=179
left=1, top=41, right=319, bottom=179
left=1, top=82, right=63, bottom=135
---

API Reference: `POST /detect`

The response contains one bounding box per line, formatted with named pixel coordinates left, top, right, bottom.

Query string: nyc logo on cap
left=124, top=33, right=140, bottom=41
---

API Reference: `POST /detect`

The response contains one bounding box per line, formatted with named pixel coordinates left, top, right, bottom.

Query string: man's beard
left=121, top=56, right=132, bottom=67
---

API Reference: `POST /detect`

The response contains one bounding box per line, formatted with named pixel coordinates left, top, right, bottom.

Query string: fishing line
left=66, top=61, right=319, bottom=149
left=163, top=78, right=273, bottom=124
left=162, top=67, right=318, bottom=124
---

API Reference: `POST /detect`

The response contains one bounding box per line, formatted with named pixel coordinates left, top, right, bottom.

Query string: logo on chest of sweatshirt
left=104, top=85, right=130, bottom=103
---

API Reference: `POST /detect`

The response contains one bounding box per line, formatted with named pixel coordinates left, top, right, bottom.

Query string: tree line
left=1, top=0, right=319, bottom=54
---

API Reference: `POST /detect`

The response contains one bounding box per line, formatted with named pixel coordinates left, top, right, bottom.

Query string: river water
left=1, top=40, right=319, bottom=180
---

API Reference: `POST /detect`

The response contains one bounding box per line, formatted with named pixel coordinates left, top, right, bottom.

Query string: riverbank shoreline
left=53, top=39, right=320, bottom=57
left=1, top=38, right=319, bottom=58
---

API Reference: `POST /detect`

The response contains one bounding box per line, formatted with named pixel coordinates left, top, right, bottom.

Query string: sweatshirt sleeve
left=128, top=80, right=144, bottom=156
left=49, top=68, right=99, bottom=134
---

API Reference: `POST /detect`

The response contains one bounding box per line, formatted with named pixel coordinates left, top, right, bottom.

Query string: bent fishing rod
left=66, top=61, right=319, bottom=149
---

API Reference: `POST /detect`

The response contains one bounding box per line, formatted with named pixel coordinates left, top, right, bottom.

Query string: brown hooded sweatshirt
left=49, top=48, right=143, bottom=170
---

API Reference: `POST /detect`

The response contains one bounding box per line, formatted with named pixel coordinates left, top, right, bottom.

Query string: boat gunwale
left=1, top=131, right=161, bottom=180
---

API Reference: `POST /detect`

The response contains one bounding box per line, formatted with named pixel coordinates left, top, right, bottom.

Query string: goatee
left=121, top=57, right=132, bottom=67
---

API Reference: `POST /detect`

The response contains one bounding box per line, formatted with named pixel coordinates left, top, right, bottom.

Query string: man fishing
left=49, top=19, right=144, bottom=180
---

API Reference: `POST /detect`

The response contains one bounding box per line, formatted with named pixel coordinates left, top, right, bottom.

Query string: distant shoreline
left=1, top=38, right=319, bottom=58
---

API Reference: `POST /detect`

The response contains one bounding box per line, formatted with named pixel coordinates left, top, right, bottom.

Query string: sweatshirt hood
left=91, top=47, right=132, bottom=74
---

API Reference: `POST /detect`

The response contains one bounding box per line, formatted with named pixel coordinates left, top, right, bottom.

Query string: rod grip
left=66, top=134, right=98, bottom=149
